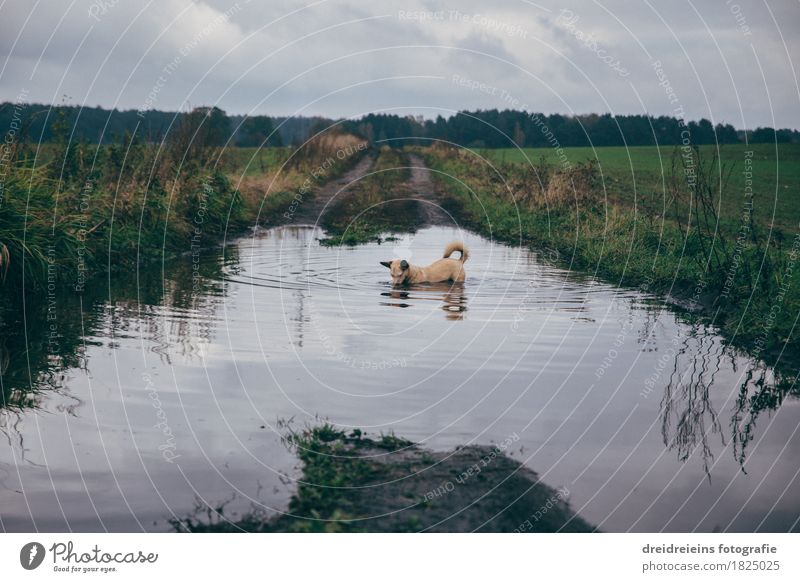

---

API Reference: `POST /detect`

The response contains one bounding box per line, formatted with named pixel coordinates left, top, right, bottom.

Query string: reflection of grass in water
left=655, top=320, right=800, bottom=477
left=732, top=363, right=800, bottom=469
left=0, top=243, right=236, bottom=413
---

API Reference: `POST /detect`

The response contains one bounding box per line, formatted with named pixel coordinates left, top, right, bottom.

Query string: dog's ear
left=400, top=260, right=409, bottom=270
left=380, top=261, right=392, bottom=268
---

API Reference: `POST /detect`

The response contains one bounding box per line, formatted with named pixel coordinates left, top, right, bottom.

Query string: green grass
left=481, top=143, right=800, bottom=236
left=0, top=139, right=247, bottom=290
left=0, top=133, right=366, bottom=289
left=223, top=146, right=292, bottom=177
left=33, top=143, right=294, bottom=179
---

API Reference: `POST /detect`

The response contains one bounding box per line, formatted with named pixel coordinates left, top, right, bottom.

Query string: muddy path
left=300, top=149, right=457, bottom=233
left=173, top=427, right=594, bottom=533
left=291, top=152, right=377, bottom=225
left=403, top=153, right=454, bottom=227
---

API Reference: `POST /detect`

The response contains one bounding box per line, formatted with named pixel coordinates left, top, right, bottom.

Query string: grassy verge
left=420, top=145, right=800, bottom=376
left=171, top=424, right=593, bottom=533
left=0, top=126, right=366, bottom=290
left=232, top=133, right=369, bottom=229
left=480, top=144, right=800, bottom=236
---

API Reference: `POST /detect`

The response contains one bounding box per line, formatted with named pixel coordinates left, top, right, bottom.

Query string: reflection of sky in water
left=0, top=226, right=798, bottom=532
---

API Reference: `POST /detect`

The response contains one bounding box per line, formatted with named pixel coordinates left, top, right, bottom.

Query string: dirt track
left=293, top=150, right=456, bottom=230
left=290, top=152, right=376, bottom=226
left=404, top=153, right=454, bottom=227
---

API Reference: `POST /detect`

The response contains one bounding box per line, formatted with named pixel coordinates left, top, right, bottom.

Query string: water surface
left=1, top=226, right=798, bottom=532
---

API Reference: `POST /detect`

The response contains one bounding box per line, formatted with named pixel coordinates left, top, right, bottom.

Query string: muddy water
left=1, top=226, right=798, bottom=532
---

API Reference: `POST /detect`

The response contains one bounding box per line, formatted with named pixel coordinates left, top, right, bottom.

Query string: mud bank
left=173, top=425, right=594, bottom=533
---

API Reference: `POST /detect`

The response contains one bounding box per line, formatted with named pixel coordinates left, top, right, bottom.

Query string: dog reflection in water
left=380, top=281, right=468, bottom=320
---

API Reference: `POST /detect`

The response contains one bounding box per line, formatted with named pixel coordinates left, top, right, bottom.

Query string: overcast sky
left=1, top=0, right=798, bottom=128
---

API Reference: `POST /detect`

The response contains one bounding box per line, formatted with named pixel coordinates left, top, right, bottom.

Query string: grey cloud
left=0, top=0, right=797, bottom=128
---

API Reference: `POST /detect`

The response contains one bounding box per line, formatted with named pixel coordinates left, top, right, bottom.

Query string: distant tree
left=592, top=114, right=623, bottom=146
left=238, top=115, right=282, bottom=147
left=167, top=106, right=230, bottom=165
left=355, top=121, right=375, bottom=143
left=513, top=122, right=526, bottom=148
left=185, top=106, right=230, bottom=147
left=715, top=123, right=740, bottom=144
left=775, top=129, right=794, bottom=143
left=698, top=118, right=716, bottom=144
left=750, top=127, right=778, bottom=143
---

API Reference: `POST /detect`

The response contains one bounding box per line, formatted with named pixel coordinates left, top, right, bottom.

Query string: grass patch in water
left=171, top=423, right=594, bottom=533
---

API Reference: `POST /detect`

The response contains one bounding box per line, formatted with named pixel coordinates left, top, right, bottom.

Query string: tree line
left=0, top=103, right=292, bottom=146
left=1, top=102, right=797, bottom=148
left=343, top=111, right=799, bottom=148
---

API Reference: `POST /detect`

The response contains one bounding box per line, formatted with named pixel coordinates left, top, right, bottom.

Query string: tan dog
left=381, top=241, right=469, bottom=285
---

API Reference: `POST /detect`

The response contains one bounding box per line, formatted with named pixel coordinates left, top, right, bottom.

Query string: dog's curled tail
left=443, top=241, right=469, bottom=263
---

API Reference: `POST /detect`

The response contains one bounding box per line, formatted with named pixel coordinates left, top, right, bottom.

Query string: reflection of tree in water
left=0, top=244, right=236, bottom=423
left=732, top=363, right=799, bottom=468
left=0, top=291, right=87, bottom=452
left=659, top=325, right=725, bottom=480
left=658, top=320, right=798, bottom=479
left=636, top=308, right=659, bottom=353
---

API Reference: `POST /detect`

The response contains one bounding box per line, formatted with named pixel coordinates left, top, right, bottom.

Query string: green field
left=481, top=144, right=800, bottom=236
left=223, top=146, right=292, bottom=176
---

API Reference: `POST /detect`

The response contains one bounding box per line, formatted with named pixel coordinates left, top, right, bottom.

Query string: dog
left=380, top=241, right=469, bottom=285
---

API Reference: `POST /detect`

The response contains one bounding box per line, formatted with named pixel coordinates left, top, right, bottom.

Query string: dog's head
left=380, top=259, right=410, bottom=285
